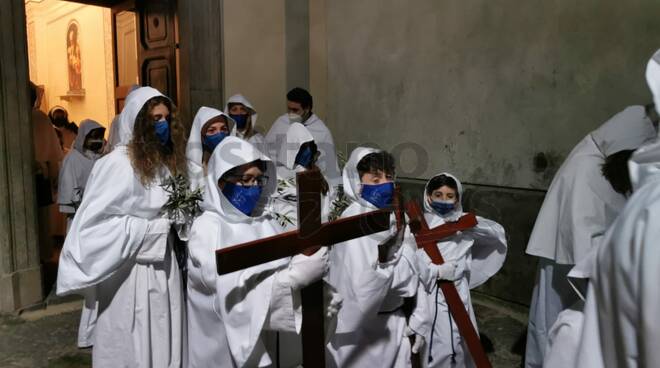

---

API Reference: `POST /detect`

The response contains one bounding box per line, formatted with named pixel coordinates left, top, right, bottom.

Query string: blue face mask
left=230, top=114, right=249, bottom=130
left=222, top=182, right=263, bottom=216
left=361, top=182, right=395, bottom=209
left=154, top=119, right=170, bottom=145
left=295, top=146, right=315, bottom=168
left=430, top=200, right=456, bottom=215
left=203, top=131, right=228, bottom=152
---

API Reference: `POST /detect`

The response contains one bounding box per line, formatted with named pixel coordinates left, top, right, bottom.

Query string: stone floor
left=0, top=292, right=527, bottom=368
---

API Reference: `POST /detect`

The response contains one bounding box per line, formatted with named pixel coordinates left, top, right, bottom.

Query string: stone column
left=0, top=0, right=43, bottom=312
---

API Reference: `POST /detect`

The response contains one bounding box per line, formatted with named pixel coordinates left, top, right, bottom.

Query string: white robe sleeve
left=216, top=256, right=291, bottom=367
left=467, top=217, right=508, bottom=288
left=56, top=152, right=150, bottom=295
left=57, top=153, right=78, bottom=214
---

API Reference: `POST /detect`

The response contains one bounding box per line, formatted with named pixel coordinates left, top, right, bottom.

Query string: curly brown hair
left=128, top=96, right=188, bottom=186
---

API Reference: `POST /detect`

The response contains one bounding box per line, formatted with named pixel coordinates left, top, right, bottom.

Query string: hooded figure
left=57, top=118, right=105, bottom=227
left=57, top=118, right=105, bottom=349
left=186, top=136, right=328, bottom=367
left=186, top=106, right=236, bottom=190
left=570, top=50, right=660, bottom=368
left=524, top=103, right=657, bottom=367
left=326, top=147, right=419, bottom=367
left=56, top=87, right=184, bottom=368
left=412, top=173, right=507, bottom=368
left=270, top=122, right=335, bottom=229
left=225, top=94, right=265, bottom=153
left=104, top=115, right=120, bottom=154
left=265, top=111, right=341, bottom=188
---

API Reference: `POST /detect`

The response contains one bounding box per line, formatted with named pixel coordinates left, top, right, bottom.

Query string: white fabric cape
left=265, top=113, right=342, bottom=187
left=186, top=106, right=236, bottom=191
left=573, top=53, right=660, bottom=367
left=186, top=136, right=303, bottom=367
left=525, top=105, right=656, bottom=265
left=56, top=86, right=183, bottom=368
left=270, top=122, right=335, bottom=229
left=412, top=173, right=507, bottom=367
left=326, top=147, right=418, bottom=367
left=57, top=119, right=104, bottom=215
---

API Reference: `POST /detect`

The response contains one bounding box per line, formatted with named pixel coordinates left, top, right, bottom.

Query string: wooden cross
left=216, top=168, right=393, bottom=367
left=405, top=201, right=492, bottom=368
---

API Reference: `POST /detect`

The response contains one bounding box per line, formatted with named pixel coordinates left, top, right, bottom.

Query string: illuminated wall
left=25, top=0, right=114, bottom=129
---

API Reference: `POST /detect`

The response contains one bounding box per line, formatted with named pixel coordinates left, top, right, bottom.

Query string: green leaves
left=160, top=174, right=203, bottom=224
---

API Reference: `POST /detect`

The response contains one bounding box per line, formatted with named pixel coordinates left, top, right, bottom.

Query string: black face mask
left=88, top=141, right=103, bottom=152
left=52, top=117, right=68, bottom=128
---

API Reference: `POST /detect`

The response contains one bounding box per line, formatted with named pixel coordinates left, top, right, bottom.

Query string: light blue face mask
left=361, top=182, right=395, bottom=209
left=430, top=200, right=456, bottom=215
left=295, top=146, right=315, bottom=168
left=203, top=131, right=228, bottom=152
left=222, top=182, right=263, bottom=216
left=229, top=114, right=249, bottom=130
left=154, top=119, right=170, bottom=145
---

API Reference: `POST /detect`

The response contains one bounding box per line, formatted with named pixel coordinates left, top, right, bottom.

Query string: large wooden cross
left=405, top=201, right=492, bottom=368
left=216, top=168, right=393, bottom=367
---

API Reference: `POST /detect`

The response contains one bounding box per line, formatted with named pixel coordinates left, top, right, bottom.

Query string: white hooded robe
left=326, top=147, right=419, bottom=368
left=56, top=87, right=184, bottom=368
left=412, top=173, right=507, bottom=368
left=270, top=122, right=335, bottom=230
left=524, top=105, right=657, bottom=367
left=225, top=94, right=266, bottom=153
left=572, top=50, right=660, bottom=368
left=265, top=113, right=342, bottom=187
left=186, top=136, right=305, bottom=367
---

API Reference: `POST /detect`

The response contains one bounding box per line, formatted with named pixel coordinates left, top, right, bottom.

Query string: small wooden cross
left=216, top=168, right=394, bottom=367
left=405, top=201, right=492, bottom=368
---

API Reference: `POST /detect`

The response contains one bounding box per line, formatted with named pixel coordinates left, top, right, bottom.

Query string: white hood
left=186, top=106, right=236, bottom=169
left=280, top=122, right=314, bottom=170
left=203, top=136, right=276, bottom=222
left=105, top=115, right=120, bottom=153
left=225, top=94, right=258, bottom=135
left=73, top=119, right=104, bottom=153
left=342, top=146, right=383, bottom=209
left=591, top=105, right=656, bottom=156
left=116, top=86, right=166, bottom=145
left=422, top=172, right=465, bottom=222
left=646, top=49, right=660, bottom=116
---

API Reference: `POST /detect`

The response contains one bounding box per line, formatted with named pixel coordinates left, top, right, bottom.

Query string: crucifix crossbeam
left=405, top=201, right=492, bottom=368
left=216, top=168, right=393, bottom=367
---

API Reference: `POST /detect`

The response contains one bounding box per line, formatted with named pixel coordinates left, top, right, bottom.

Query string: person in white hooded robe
left=58, top=118, right=105, bottom=231
left=186, top=136, right=330, bottom=367
left=264, top=87, right=342, bottom=187
left=56, top=86, right=185, bottom=367
left=326, top=147, right=420, bottom=368
left=186, top=106, right=236, bottom=191
left=411, top=173, right=507, bottom=368
left=567, top=49, right=660, bottom=368
left=523, top=100, right=657, bottom=367
left=57, top=118, right=106, bottom=348
left=225, top=93, right=265, bottom=153
left=270, top=122, right=336, bottom=229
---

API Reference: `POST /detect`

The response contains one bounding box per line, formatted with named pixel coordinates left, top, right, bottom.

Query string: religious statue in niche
left=66, top=21, right=83, bottom=93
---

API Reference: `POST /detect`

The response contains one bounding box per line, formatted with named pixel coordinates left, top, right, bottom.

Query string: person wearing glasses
left=185, top=136, right=329, bottom=367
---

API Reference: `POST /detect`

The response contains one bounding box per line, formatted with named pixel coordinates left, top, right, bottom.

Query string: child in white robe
left=225, top=93, right=266, bottom=153
left=326, top=147, right=420, bottom=367
left=412, top=173, right=507, bottom=368
left=186, top=136, right=329, bottom=367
